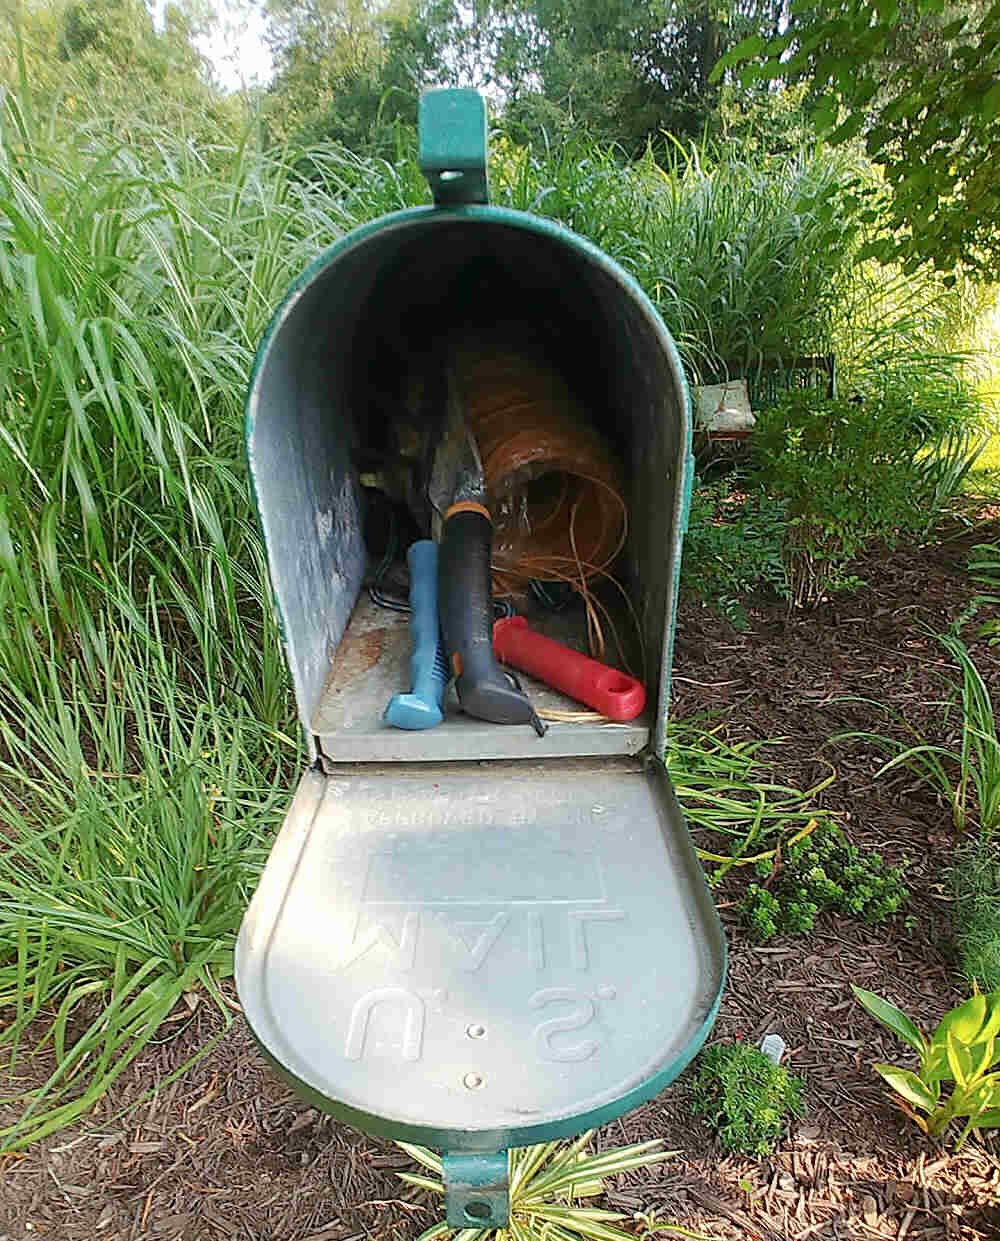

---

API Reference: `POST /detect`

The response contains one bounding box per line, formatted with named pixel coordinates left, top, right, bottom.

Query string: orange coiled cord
left=449, top=339, right=635, bottom=668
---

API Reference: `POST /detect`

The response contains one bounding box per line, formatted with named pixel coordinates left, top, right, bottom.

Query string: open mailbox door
left=236, top=88, right=725, bottom=1229
left=236, top=759, right=724, bottom=1153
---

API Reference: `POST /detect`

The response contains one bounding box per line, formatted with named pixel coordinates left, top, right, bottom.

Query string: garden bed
left=2, top=514, right=1000, bottom=1241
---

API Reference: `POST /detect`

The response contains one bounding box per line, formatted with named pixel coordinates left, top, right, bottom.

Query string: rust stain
left=328, top=627, right=387, bottom=686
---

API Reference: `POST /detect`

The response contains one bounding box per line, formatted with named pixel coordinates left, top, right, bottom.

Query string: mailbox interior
left=246, top=207, right=692, bottom=763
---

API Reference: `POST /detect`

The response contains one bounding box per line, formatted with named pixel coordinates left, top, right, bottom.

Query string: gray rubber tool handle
left=439, top=506, right=544, bottom=733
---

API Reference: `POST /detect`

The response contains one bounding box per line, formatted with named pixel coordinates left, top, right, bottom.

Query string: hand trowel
left=430, top=368, right=545, bottom=735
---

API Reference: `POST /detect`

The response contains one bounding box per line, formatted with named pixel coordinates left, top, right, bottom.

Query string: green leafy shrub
left=681, top=477, right=789, bottom=627
left=948, top=839, right=1000, bottom=991
left=691, top=1042, right=805, bottom=1156
left=853, top=986, right=1000, bottom=1150
left=751, top=379, right=983, bottom=604
left=739, top=820, right=908, bottom=939
left=848, top=367, right=986, bottom=447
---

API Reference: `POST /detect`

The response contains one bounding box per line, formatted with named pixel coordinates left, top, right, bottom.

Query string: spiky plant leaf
left=396, top=1134, right=673, bottom=1240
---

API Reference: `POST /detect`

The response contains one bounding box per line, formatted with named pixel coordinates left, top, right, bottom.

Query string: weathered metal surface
left=245, top=207, right=690, bottom=754
left=311, top=594, right=650, bottom=762
left=419, top=88, right=489, bottom=207
left=442, top=1151, right=509, bottom=1229
left=235, top=758, right=725, bottom=1152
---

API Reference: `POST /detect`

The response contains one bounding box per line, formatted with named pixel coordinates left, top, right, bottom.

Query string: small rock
left=797, top=1125, right=821, bottom=1141
left=861, top=1193, right=878, bottom=1226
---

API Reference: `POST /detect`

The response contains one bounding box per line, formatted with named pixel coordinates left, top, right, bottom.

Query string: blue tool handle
left=407, top=539, right=448, bottom=708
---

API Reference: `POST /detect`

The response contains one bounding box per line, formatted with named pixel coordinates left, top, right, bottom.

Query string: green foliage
left=498, top=0, right=736, bottom=155
left=852, top=985, right=1000, bottom=1150
left=261, top=0, right=436, bottom=151
left=969, top=540, right=1000, bottom=644
left=855, top=634, right=1000, bottom=836
left=666, top=723, right=836, bottom=881
left=0, top=632, right=294, bottom=1150
left=948, top=839, right=1000, bottom=991
left=2, top=0, right=240, bottom=142
left=713, top=81, right=815, bottom=159
left=715, top=2, right=1000, bottom=275
left=489, top=133, right=984, bottom=412
left=0, top=88, right=419, bottom=1147
left=739, top=820, right=908, bottom=940
left=395, top=1132, right=685, bottom=1241
left=681, top=477, right=789, bottom=627
left=750, top=378, right=984, bottom=604
left=493, top=139, right=863, bottom=381
left=691, top=1041, right=805, bottom=1156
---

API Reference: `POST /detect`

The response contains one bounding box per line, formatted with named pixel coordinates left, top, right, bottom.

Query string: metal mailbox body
left=236, top=90, right=726, bottom=1210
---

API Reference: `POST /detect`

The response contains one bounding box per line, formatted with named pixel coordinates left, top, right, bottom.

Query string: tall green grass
left=0, top=89, right=426, bottom=1148
left=491, top=135, right=983, bottom=386
left=835, top=634, right=1000, bottom=990
left=0, top=628, right=295, bottom=1148
left=0, top=80, right=989, bottom=1148
left=492, top=136, right=854, bottom=375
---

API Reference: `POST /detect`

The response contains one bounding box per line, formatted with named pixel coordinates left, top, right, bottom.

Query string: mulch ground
left=4, top=508, right=1000, bottom=1241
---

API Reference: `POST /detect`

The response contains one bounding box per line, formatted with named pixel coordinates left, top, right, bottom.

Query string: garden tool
left=429, top=368, right=545, bottom=735
left=493, top=615, right=646, bottom=721
left=383, top=540, right=449, bottom=730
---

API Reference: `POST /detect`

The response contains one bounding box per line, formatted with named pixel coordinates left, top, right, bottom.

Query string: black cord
left=367, top=497, right=518, bottom=621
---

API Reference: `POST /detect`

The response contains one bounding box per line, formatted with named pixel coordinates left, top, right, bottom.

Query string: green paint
left=419, top=87, right=489, bottom=206
left=245, top=976, right=723, bottom=1153
left=443, top=1151, right=510, bottom=1228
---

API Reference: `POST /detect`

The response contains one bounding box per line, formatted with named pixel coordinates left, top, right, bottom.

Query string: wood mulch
left=3, top=510, right=1000, bottom=1241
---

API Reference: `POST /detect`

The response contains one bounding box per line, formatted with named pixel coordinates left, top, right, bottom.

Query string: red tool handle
left=493, top=616, right=646, bottom=721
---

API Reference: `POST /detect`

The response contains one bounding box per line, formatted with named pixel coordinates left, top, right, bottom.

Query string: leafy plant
left=969, top=540, right=1000, bottom=644
left=947, top=839, right=1000, bottom=991
left=395, top=1133, right=703, bottom=1240
left=0, top=89, right=343, bottom=1146
left=750, top=381, right=983, bottom=605
left=857, top=634, right=1000, bottom=836
left=852, top=986, right=1000, bottom=1150
left=739, top=819, right=908, bottom=940
left=0, top=621, right=295, bottom=1151
left=716, top=1, right=1000, bottom=275
left=690, top=1042, right=805, bottom=1156
left=681, top=477, right=789, bottom=627
left=665, top=722, right=835, bottom=880
left=494, top=137, right=861, bottom=379
left=915, top=431, right=989, bottom=525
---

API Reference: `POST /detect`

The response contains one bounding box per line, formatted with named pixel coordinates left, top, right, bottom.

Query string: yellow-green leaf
left=935, top=994, right=988, bottom=1045
left=853, top=987, right=926, bottom=1053
left=946, top=1031, right=973, bottom=1087
left=874, top=1064, right=936, bottom=1112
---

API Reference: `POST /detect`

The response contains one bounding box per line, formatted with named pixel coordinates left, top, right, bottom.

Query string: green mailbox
left=235, top=87, right=725, bottom=1230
